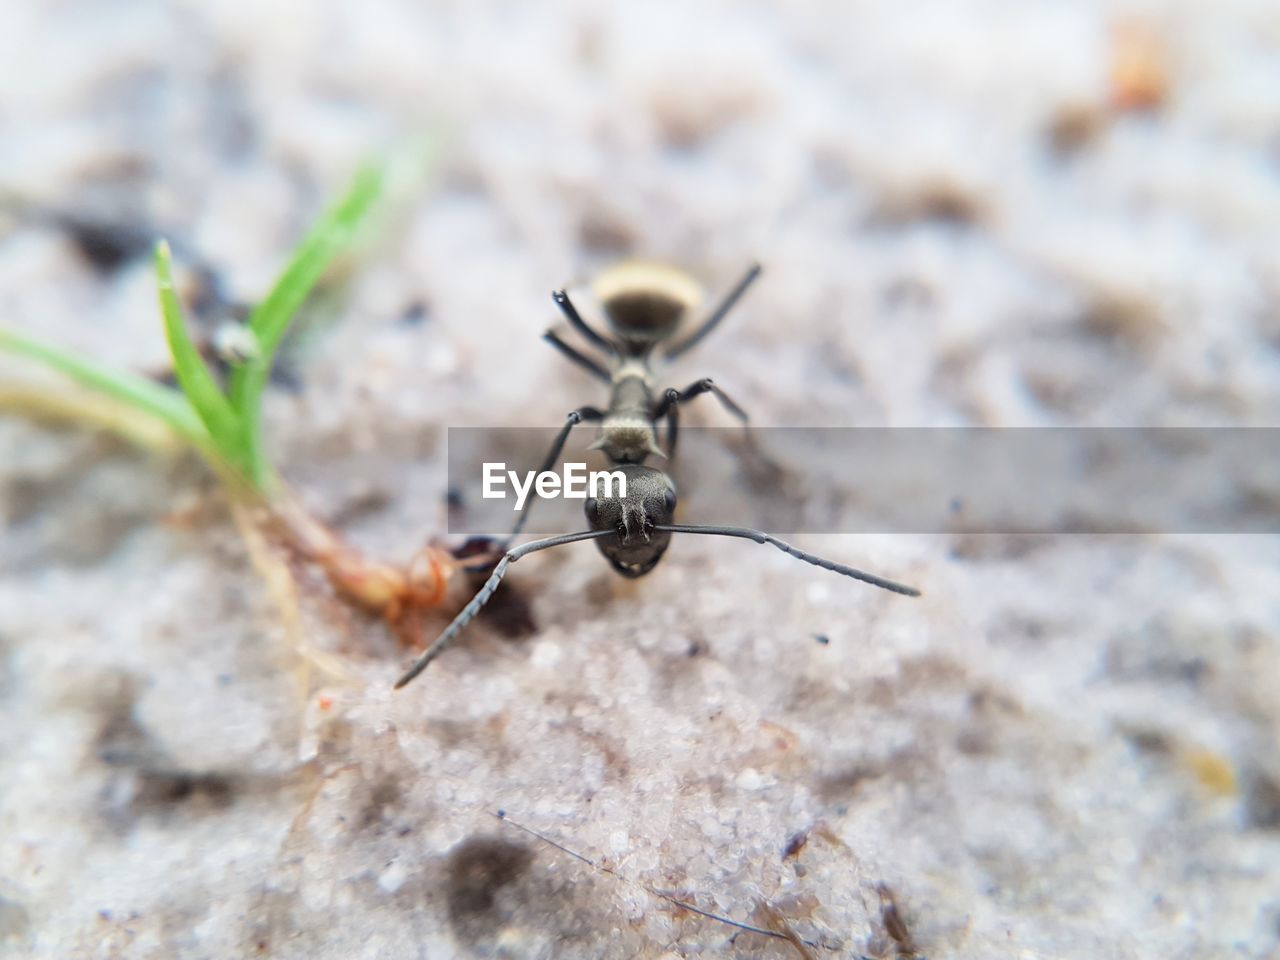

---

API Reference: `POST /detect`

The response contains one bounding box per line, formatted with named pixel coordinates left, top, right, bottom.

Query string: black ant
left=395, top=262, right=920, bottom=688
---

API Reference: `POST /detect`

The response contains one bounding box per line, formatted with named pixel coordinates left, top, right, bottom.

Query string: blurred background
left=1, top=1, right=1278, bottom=958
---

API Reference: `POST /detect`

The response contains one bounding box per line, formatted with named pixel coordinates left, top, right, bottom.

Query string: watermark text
left=482, top=462, right=627, bottom=510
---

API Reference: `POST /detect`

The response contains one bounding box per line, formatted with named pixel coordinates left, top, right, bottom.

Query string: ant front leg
left=503, top=405, right=604, bottom=546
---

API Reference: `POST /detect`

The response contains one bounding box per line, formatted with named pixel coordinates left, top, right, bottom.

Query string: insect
left=395, top=262, right=920, bottom=688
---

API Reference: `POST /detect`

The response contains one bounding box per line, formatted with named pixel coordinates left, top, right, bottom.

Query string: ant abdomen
left=592, top=261, right=702, bottom=350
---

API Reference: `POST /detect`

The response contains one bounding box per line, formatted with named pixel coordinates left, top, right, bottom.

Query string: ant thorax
left=592, top=365, right=664, bottom=463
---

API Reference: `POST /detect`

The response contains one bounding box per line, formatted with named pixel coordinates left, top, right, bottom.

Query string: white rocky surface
left=1, top=1, right=1279, bottom=958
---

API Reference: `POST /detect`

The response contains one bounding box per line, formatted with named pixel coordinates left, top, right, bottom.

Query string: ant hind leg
left=663, top=263, right=762, bottom=360
left=542, top=330, right=611, bottom=383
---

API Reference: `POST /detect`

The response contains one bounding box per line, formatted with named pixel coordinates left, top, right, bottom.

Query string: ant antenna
left=393, top=529, right=616, bottom=689
left=654, top=524, right=921, bottom=596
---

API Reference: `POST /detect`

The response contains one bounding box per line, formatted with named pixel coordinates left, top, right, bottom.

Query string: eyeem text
left=482, top=462, right=627, bottom=511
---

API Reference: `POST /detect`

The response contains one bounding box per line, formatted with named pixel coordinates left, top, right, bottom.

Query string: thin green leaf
left=153, top=240, right=246, bottom=471
left=0, top=326, right=208, bottom=447
left=247, top=164, right=384, bottom=354
left=228, top=163, right=385, bottom=491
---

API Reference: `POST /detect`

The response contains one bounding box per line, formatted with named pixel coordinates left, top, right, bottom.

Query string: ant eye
left=585, top=497, right=599, bottom=521
left=663, top=489, right=677, bottom=513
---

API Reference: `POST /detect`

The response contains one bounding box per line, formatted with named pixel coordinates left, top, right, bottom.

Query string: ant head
left=584, top=465, right=676, bottom=578
left=592, top=261, right=702, bottom=351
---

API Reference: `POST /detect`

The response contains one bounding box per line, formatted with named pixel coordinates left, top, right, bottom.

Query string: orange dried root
left=266, top=489, right=485, bottom=646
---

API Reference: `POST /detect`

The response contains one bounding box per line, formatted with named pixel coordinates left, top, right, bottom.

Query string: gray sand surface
left=2, top=2, right=1279, bottom=957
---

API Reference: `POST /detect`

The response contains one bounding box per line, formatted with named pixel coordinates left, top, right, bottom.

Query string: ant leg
left=654, top=378, right=750, bottom=429
left=655, top=378, right=744, bottom=461
left=661, top=388, right=681, bottom=459
left=503, top=405, right=604, bottom=546
left=654, top=379, right=782, bottom=482
left=542, top=330, right=611, bottom=383
left=552, top=290, right=617, bottom=355
left=663, top=263, right=762, bottom=360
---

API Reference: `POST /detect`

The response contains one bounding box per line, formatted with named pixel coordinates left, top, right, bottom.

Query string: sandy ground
left=2, top=1, right=1279, bottom=958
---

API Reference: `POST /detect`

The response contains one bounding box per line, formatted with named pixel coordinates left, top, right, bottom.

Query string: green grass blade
left=0, top=326, right=208, bottom=447
left=246, top=164, right=385, bottom=355
left=229, top=162, right=385, bottom=491
left=154, top=240, right=245, bottom=471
